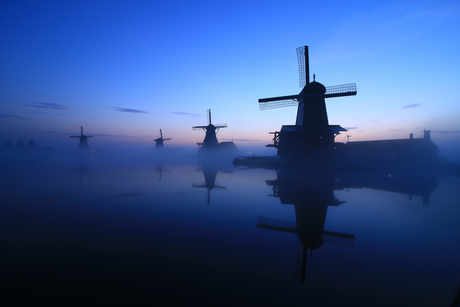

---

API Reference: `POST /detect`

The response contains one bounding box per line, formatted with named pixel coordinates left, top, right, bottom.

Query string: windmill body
left=201, top=124, right=219, bottom=145
left=69, top=126, right=93, bottom=149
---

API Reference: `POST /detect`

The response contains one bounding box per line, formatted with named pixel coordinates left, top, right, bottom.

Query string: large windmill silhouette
left=69, top=126, right=93, bottom=149
left=154, top=129, right=171, bottom=148
left=259, top=46, right=357, bottom=159
left=193, top=109, right=227, bottom=148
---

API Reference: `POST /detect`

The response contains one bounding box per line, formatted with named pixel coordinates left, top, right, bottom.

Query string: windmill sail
left=324, top=83, right=357, bottom=98
left=258, top=96, right=299, bottom=110
left=297, top=46, right=309, bottom=87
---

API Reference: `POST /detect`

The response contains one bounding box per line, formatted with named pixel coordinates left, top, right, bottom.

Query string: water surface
left=1, top=149, right=459, bottom=306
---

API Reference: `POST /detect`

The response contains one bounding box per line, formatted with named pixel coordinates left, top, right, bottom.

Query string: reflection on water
left=258, top=169, right=355, bottom=284
left=192, top=162, right=234, bottom=205
left=1, top=149, right=459, bottom=306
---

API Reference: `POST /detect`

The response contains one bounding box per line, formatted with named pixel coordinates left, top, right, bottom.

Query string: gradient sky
left=1, top=0, right=459, bottom=157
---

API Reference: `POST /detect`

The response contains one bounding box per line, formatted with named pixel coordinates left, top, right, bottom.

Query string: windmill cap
left=306, top=81, right=326, bottom=95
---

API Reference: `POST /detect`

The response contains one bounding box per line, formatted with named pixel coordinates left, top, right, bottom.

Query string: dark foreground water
left=1, top=148, right=459, bottom=306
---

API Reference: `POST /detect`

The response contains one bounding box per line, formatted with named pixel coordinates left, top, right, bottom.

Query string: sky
left=1, top=0, right=459, bottom=158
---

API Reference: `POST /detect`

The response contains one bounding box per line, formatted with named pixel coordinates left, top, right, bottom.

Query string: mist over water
left=1, top=143, right=459, bottom=306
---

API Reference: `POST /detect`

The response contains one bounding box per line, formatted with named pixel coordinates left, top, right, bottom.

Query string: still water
left=1, top=148, right=459, bottom=306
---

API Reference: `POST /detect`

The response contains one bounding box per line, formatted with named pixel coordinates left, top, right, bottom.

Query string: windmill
left=259, top=46, right=357, bottom=159
left=69, top=126, right=93, bottom=149
left=154, top=129, right=171, bottom=148
left=193, top=109, right=227, bottom=148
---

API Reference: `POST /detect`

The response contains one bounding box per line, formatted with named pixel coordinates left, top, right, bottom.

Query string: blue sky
left=1, top=0, right=459, bottom=158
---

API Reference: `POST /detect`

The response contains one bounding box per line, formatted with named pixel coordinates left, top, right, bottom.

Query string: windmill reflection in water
left=257, top=169, right=354, bottom=283
left=256, top=166, right=439, bottom=283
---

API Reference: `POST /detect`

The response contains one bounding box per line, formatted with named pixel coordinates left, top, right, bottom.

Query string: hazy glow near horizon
left=1, top=0, right=459, bottom=158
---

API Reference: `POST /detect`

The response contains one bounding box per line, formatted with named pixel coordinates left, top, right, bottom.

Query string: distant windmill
left=193, top=109, right=227, bottom=147
left=69, top=126, right=93, bottom=149
left=154, top=129, right=171, bottom=148
left=258, top=46, right=357, bottom=158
